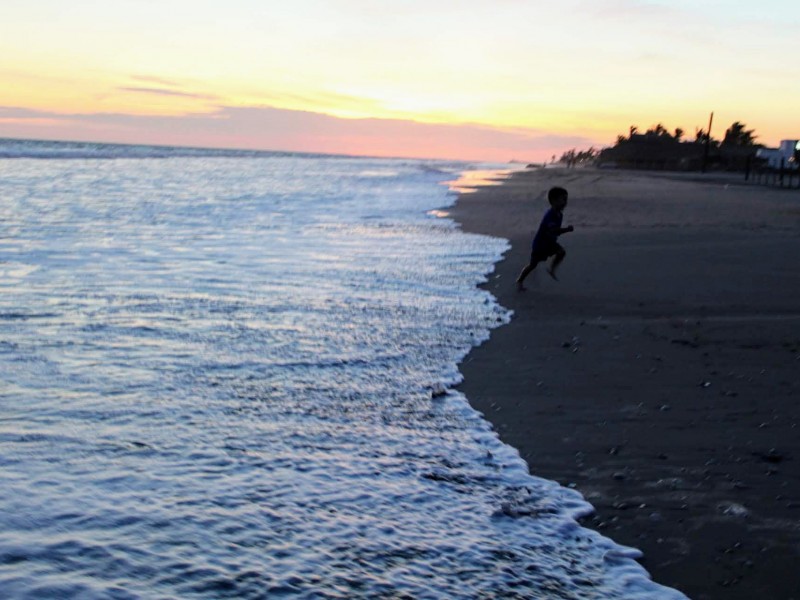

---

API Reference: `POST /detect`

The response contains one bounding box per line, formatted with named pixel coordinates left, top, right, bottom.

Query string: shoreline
left=451, top=167, right=800, bottom=600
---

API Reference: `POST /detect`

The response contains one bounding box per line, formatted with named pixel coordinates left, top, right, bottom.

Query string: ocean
left=0, top=139, right=683, bottom=599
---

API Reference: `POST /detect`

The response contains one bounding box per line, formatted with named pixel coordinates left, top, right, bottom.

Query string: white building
left=756, top=139, right=800, bottom=169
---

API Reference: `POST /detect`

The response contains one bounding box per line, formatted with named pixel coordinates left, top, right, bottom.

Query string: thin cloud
left=130, top=74, right=182, bottom=87
left=118, top=86, right=219, bottom=100
left=0, top=104, right=594, bottom=161
left=0, top=106, right=42, bottom=118
left=255, top=89, right=385, bottom=114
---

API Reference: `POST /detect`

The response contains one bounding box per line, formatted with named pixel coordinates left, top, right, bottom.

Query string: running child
left=516, top=186, right=574, bottom=291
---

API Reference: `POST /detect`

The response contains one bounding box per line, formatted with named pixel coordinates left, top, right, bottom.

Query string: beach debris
left=659, top=404, right=671, bottom=412
left=612, top=471, right=627, bottom=481
left=722, top=542, right=742, bottom=555
left=719, top=501, right=749, bottom=518
left=752, top=448, right=785, bottom=464
left=700, top=381, right=712, bottom=388
left=430, top=383, right=448, bottom=399
left=648, top=477, right=684, bottom=491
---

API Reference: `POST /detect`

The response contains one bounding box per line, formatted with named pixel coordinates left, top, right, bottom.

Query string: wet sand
left=451, top=168, right=800, bottom=599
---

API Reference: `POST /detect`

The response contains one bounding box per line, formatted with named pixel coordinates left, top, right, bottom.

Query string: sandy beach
left=451, top=168, right=800, bottom=599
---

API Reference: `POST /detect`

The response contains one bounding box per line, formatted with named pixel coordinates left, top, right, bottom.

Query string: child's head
left=548, top=186, right=568, bottom=209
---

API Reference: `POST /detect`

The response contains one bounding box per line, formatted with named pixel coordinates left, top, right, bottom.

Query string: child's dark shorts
left=530, top=242, right=564, bottom=264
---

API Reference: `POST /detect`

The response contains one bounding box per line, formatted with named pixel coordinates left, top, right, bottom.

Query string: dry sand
left=450, top=168, right=800, bottom=600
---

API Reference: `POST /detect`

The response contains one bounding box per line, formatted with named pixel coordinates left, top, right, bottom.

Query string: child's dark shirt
left=532, top=207, right=563, bottom=254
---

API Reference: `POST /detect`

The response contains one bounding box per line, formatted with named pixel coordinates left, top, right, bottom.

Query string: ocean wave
left=0, top=138, right=326, bottom=160
left=0, top=153, right=684, bottom=598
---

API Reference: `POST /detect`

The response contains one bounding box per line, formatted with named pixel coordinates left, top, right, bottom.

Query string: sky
left=1, top=0, right=799, bottom=161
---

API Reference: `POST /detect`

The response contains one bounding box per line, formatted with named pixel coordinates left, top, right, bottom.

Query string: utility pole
left=702, top=111, right=714, bottom=173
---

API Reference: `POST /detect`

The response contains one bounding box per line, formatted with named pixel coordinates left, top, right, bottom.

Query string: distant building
left=756, top=139, right=799, bottom=169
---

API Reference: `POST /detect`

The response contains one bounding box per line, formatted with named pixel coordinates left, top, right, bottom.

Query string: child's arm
left=550, top=224, right=574, bottom=236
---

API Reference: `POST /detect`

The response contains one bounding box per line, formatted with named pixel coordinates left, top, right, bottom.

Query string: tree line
left=558, top=120, right=761, bottom=166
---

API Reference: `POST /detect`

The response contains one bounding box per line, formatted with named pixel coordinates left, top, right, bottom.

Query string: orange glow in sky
left=2, top=0, right=799, bottom=161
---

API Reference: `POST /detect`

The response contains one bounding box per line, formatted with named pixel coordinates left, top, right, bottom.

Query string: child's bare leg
left=546, top=248, right=566, bottom=280
left=516, top=262, right=537, bottom=290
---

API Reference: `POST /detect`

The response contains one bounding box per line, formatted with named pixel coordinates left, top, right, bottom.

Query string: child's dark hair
left=548, top=186, right=568, bottom=205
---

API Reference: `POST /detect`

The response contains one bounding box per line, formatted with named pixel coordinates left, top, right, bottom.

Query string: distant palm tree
left=653, top=123, right=668, bottom=137
left=722, top=121, right=757, bottom=146
left=644, top=123, right=673, bottom=138
left=695, top=127, right=709, bottom=143
left=674, top=127, right=684, bottom=142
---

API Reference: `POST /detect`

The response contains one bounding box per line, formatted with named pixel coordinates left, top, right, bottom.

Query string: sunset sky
left=2, top=0, right=798, bottom=161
